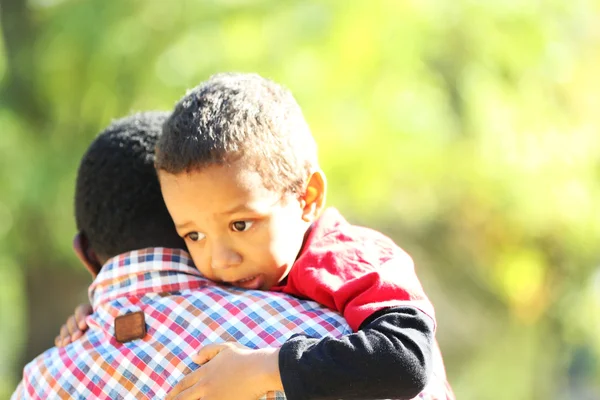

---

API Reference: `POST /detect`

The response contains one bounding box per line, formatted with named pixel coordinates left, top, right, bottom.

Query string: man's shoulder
left=14, top=344, right=76, bottom=399
left=96, top=285, right=352, bottom=343
left=147, top=285, right=351, bottom=328
left=15, top=281, right=352, bottom=399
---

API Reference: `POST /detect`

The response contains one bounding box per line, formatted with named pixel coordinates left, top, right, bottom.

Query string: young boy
left=156, top=72, right=454, bottom=400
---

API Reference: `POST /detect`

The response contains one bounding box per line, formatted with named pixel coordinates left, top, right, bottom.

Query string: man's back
left=13, top=248, right=351, bottom=400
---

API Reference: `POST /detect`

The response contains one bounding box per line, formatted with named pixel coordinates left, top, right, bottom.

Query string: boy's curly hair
left=155, top=72, right=319, bottom=195
left=75, top=111, right=186, bottom=261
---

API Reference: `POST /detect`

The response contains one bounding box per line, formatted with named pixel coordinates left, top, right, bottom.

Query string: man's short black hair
left=155, top=72, right=319, bottom=195
left=75, top=111, right=186, bottom=262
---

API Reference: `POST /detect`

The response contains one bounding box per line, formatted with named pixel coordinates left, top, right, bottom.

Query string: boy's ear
left=300, top=170, right=327, bottom=223
left=73, top=232, right=102, bottom=279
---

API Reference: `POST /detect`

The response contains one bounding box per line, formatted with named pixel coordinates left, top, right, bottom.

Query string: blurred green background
left=1, top=0, right=599, bottom=399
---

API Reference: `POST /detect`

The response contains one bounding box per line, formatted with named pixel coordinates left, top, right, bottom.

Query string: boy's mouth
left=232, top=275, right=264, bottom=290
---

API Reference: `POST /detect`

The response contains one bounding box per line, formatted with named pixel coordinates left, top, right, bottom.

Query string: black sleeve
left=278, top=306, right=434, bottom=400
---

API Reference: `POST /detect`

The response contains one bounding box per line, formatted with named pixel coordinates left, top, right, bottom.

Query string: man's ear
left=300, top=170, right=327, bottom=223
left=73, top=232, right=102, bottom=279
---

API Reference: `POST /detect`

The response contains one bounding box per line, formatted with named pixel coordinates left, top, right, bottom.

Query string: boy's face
left=158, top=162, right=314, bottom=290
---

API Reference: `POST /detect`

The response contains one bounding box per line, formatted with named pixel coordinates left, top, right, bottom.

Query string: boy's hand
left=54, top=303, right=93, bottom=347
left=166, top=342, right=282, bottom=400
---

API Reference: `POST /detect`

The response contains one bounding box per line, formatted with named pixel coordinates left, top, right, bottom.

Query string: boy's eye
left=231, top=221, right=253, bottom=232
left=185, top=232, right=205, bottom=242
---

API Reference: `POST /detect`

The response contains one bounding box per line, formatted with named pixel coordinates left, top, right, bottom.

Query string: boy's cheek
left=188, top=250, right=212, bottom=277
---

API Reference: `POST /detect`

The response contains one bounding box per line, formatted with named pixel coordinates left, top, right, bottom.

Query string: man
left=12, top=111, right=351, bottom=399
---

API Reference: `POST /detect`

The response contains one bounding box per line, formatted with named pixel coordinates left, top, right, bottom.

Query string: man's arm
left=278, top=306, right=434, bottom=400
left=11, top=379, right=28, bottom=400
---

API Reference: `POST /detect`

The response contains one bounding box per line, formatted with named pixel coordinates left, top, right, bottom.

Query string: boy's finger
left=171, top=384, right=204, bottom=400
left=59, top=325, right=71, bottom=347
left=74, top=303, right=93, bottom=330
left=71, top=330, right=83, bottom=342
left=66, top=315, right=78, bottom=336
left=165, top=370, right=203, bottom=400
left=192, top=343, right=230, bottom=364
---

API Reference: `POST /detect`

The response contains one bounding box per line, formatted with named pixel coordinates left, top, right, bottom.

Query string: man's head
left=74, top=111, right=186, bottom=276
left=155, top=73, right=327, bottom=290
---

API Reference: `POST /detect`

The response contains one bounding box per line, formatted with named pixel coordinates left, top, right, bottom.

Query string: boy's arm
left=278, top=305, right=434, bottom=400
left=273, top=248, right=437, bottom=399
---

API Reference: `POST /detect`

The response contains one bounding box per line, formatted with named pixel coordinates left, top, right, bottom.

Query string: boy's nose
left=209, top=241, right=242, bottom=270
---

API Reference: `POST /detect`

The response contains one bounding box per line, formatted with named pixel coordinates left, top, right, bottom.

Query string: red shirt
left=273, top=208, right=436, bottom=331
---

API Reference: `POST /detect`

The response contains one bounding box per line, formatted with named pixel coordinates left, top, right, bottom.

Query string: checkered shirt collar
left=89, top=247, right=207, bottom=309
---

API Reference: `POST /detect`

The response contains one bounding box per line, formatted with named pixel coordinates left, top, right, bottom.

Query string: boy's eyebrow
left=173, top=204, right=255, bottom=230
left=175, top=221, right=194, bottom=231
left=219, top=203, right=253, bottom=215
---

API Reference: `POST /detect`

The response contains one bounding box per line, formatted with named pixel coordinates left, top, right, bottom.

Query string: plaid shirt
left=12, top=248, right=352, bottom=400
left=13, top=248, right=452, bottom=400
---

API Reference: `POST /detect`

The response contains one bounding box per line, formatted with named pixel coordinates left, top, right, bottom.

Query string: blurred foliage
left=1, top=0, right=599, bottom=399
